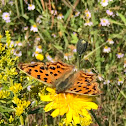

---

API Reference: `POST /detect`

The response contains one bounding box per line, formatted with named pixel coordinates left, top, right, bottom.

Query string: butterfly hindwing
left=66, top=71, right=100, bottom=96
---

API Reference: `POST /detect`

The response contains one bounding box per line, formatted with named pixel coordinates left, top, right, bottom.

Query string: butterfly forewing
left=18, top=61, right=74, bottom=87
left=66, top=71, right=100, bottom=96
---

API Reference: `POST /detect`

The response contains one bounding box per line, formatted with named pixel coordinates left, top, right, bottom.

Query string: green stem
left=15, top=0, right=20, bottom=17
left=90, top=109, right=102, bottom=126
left=77, top=55, right=81, bottom=69
left=20, top=115, right=24, bottom=126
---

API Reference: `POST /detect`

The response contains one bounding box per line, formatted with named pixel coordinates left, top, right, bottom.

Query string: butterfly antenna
left=76, top=39, right=88, bottom=69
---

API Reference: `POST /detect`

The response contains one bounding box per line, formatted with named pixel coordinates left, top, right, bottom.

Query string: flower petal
left=46, top=87, right=55, bottom=94
left=73, top=113, right=80, bottom=124
left=44, top=102, right=54, bottom=112
left=39, top=94, right=53, bottom=101
left=66, top=109, right=73, bottom=123
left=51, top=109, right=60, bottom=117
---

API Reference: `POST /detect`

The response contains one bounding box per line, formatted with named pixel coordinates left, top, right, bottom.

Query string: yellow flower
left=9, top=115, right=14, bottom=123
left=12, top=97, right=31, bottom=116
left=9, top=83, right=22, bottom=94
left=35, top=53, right=44, bottom=61
left=15, top=105, right=24, bottom=116
left=0, top=90, right=10, bottom=99
left=39, top=87, right=98, bottom=125
left=0, top=34, right=2, bottom=42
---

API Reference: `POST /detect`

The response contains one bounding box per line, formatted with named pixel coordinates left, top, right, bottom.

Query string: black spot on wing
left=50, top=66, right=55, bottom=70
left=75, top=89, right=82, bottom=92
left=27, top=69, right=32, bottom=74
left=57, top=65, right=60, bottom=68
left=92, top=85, right=96, bottom=90
left=40, top=66, right=44, bottom=70
left=37, top=75, right=41, bottom=79
left=54, top=73, right=57, bottom=76
left=35, top=70, right=38, bottom=72
left=50, top=72, right=53, bottom=74
left=40, top=70, right=43, bottom=73
left=45, top=74, right=49, bottom=76
left=87, top=83, right=91, bottom=86
left=44, top=78, right=48, bottom=81
left=58, top=71, right=61, bottom=73
left=29, top=64, right=38, bottom=68
left=44, top=78, right=48, bottom=82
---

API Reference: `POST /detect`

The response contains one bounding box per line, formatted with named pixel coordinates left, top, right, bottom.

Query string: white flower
left=107, top=38, right=114, bottom=44
left=116, top=53, right=124, bottom=58
left=24, top=26, right=28, bottom=30
left=124, top=61, right=126, bottom=68
left=103, top=46, right=111, bottom=53
left=118, top=79, right=123, bottom=85
left=35, top=45, right=42, bottom=53
left=14, top=50, right=22, bottom=57
left=28, top=4, right=35, bottom=10
left=72, top=32, right=77, bottom=36
left=15, top=41, right=22, bottom=47
left=84, top=20, right=93, bottom=26
left=9, top=1, right=14, bottom=5
left=6, top=41, right=14, bottom=47
left=2, top=12, right=11, bottom=23
left=124, top=69, right=126, bottom=74
left=100, top=18, right=110, bottom=26
left=74, top=11, right=80, bottom=17
left=86, top=69, right=93, bottom=74
left=51, top=10, right=57, bottom=15
left=98, top=74, right=104, bottom=81
left=84, top=9, right=91, bottom=19
left=46, top=54, right=54, bottom=62
left=0, top=9, right=1, bottom=13
left=52, top=33, right=56, bottom=38
left=30, top=24, right=38, bottom=32
left=106, top=10, right=114, bottom=16
left=57, top=14, right=64, bottom=20
left=64, top=53, right=73, bottom=60
left=35, top=36, right=40, bottom=42
left=73, top=48, right=77, bottom=53
left=103, top=80, right=110, bottom=84
left=100, top=0, right=109, bottom=7
left=36, top=15, right=43, bottom=24
left=27, top=85, right=32, bottom=91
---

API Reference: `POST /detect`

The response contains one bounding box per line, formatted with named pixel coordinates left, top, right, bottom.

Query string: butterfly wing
left=66, top=71, right=100, bottom=96
left=18, top=61, right=74, bottom=87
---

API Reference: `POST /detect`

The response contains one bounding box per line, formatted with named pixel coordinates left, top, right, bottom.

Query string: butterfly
left=18, top=61, right=100, bottom=96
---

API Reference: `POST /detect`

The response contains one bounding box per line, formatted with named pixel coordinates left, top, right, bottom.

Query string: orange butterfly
left=18, top=61, right=100, bottom=95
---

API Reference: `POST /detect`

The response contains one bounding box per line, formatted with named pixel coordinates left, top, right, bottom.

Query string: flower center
left=5, top=15, right=8, bottom=18
left=33, top=25, right=37, bottom=28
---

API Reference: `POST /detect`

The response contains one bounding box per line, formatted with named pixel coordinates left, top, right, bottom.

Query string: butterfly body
left=18, top=61, right=100, bottom=96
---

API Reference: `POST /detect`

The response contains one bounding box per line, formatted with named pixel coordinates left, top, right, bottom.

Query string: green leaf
left=53, top=44, right=63, bottom=50
left=22, top=14, right=29, bottom=20
left=108, top=19, right=124, bottom=26
left=70, top=34, right=78, bottom=44
left=117, top=12, right=126, bottom=25
left=0, top=105, right=14, bottom=113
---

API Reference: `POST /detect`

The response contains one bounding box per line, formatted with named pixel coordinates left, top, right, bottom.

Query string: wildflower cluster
left=9, top=83, right=22, bottom=94
left=12, top=97, right=30, bottom=116
left=39, top=87, right=98, bottom=125
left=0, top=90, right=10, bottom=99
left=0, top=0, right=125, bottom=125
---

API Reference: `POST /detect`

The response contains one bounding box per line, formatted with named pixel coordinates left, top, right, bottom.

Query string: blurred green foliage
left=0, top=0, right=126, bottom=125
